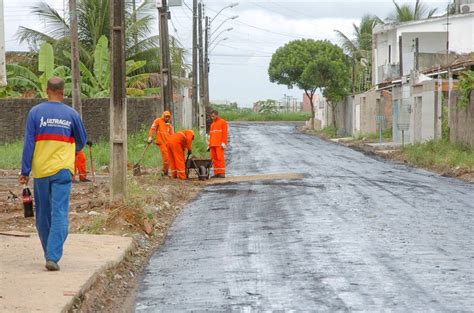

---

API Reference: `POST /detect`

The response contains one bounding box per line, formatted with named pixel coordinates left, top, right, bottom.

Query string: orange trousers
left=210, top=146, right=226, bottom=175
left=166, top=143, right=186, bottom=180
left=74, top=150, right=87, bottom=181
left=157, top=144, right=169, bottom=174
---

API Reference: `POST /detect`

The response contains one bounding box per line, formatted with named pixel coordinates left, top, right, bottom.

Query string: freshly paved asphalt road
left=135, top=123, right=474, bottom=311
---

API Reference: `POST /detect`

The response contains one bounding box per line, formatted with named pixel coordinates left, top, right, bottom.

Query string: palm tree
left=334, top=15, right=382, bottom=93
left=386, top=0, right=437, bottom=23
left=16, top=0, right=184, bottom=75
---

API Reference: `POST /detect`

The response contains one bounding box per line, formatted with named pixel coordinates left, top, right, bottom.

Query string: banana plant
left=4, top=42, right=71, bottom=98
left=65, top=35, right=158, bottom=97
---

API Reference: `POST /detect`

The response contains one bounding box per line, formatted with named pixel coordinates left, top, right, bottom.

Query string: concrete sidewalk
left=0, top=232, right=133, bottom=313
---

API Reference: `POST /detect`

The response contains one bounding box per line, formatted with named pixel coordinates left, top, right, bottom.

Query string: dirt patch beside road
left=0, top=169, right=204, bottom=312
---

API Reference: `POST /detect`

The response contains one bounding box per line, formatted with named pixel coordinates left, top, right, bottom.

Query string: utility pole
left=198, top=2, right=205, bottom=132
left=158, top=0, right=173, bottom=114
left=204, top=16, right=209, bottom=108
left=0, top=0, right=6, bottom=87
left=192, top=0, right=198, bottom=127
left=69, top=0, right=82, bottom=117
left=110, top=0, right=127, bottom=201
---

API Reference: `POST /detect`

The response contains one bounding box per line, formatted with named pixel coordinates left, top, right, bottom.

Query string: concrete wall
left=334, top=96, right=353, bottom=136
left=450, top=92, right=474, bottom=147
left=392, top=80, right=441, bottom=144
left=0, top=98, right=164, bottom=143
left=351, top=90, right=392, bottom=135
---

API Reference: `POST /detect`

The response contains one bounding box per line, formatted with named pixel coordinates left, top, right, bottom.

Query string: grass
left=354, top=128, right=393, bottom=141
left=402, top=140, right=474, bottom=169
left=307, top=126, right=338, bottom=138
left=0, top=141, right=23, bottom=169
left=0, top=126, right=209, bottom=170
left=212, top=105, right=310, bottom=122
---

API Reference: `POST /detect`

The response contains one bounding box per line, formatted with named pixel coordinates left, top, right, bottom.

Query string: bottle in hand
left=22, top=185, right=34, bottom=218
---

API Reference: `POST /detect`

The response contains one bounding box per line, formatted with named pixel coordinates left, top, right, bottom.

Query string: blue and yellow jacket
left=21, top=101, right=87, bottom=178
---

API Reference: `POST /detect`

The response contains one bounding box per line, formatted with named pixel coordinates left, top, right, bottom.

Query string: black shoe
left=80, top=179, right=91, bottom=182
left=45, top=261, right=60, bottom=271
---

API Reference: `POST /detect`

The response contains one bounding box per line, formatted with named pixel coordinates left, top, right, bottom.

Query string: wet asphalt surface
left=135, top=123, right=474, bottom=312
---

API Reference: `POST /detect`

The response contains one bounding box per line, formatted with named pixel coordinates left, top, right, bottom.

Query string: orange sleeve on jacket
left=148, top=118, right=160, bottom=138
left=222, top=119, right=228, bottom=145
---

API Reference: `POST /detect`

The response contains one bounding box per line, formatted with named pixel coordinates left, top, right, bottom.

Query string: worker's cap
left=163, top=111, right=171, bottom=117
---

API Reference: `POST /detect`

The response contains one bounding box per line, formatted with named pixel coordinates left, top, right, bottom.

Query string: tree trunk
left=310, top=97, right=315, bottom=130
left=331, top=102, right=337, bottom=135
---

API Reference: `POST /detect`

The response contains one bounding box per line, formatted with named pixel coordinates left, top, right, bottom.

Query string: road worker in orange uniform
left=73, top=141, right=92, bottom=182
left=209, top=110, right=228, bottom=178
left=148, top=111, right=174, bottom=176
left=166, top=129, right=194, bottom=180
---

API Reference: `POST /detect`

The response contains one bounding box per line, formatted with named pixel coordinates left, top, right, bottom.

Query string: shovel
left=133, top=142, right=151, bottom=176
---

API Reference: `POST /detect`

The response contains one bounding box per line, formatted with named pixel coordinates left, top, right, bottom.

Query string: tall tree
left=386, top=0, right=437, bottom=23
left=268, top=39, right=350, bottom=130
left=334, top=15, right=382, bottom=93
left=16, top=0, right=184, bottom=75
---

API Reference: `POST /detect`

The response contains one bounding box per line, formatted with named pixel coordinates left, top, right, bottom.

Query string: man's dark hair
left=210, top=110, right=219, bottom=115
left=47, top=77, right=65, bottom=91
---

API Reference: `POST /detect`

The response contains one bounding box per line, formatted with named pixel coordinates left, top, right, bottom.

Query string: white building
left=373, top=10, right=474, bottom=85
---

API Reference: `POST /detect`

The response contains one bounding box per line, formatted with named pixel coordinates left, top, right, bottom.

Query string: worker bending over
left=166, top=130, right=194, bottom=180
left=148, top=111, right=174, bottom=176
left=209, top=110, right=228, bottom=178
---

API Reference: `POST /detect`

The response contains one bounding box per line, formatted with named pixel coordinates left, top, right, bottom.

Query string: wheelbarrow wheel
left=198, top=166, right=207, bottom=181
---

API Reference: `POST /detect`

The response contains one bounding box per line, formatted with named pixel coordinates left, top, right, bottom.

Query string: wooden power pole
left=0, top=0, right=6, bottom=87
left=198, top=2, right=205, bottom=131
left=204, top=16, right=209, bottom=108
left=158, top=0, right=173, bottom=114
left=109, top=0, right=127, bottom=201
left=69, top=0, right=82, bottom=117
left=192, top=0, right=198, bottom=127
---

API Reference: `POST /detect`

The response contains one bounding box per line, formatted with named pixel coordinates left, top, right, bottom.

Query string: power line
left=210, top=53, right=272, bottom=58
left=206, top=6, right=306, bottom=40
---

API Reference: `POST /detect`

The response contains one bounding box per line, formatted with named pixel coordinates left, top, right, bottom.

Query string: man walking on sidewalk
left=209, top=110, right=228, bottom=178
left=19, top=77, right=87, bottom=271
left=148, top=111, right=174, bottom=176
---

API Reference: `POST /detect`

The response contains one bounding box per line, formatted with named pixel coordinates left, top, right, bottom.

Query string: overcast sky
left=3, top=0, right=450, bottom=107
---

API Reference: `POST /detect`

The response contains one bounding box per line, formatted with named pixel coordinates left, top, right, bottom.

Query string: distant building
left=302, top=93, right=330, bottom=129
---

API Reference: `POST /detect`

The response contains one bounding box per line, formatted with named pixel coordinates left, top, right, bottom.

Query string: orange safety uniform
left=209, top=117, right=228, bottom=175
left=74, top=150, right=87, bottom=181
left=148, top=111, right=174, bottom=174
left=166, top=130, right=194, bottom=180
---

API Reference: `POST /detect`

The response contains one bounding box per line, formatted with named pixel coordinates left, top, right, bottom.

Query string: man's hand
left=86, top=140, right=93, bottom=147
left=187, top=150, right=192, bottom=157
left=19, top=175, right=29, bottom=185
left=147, top=137, right=153, bottom=144
left=221, top=143, right=227, bottom=149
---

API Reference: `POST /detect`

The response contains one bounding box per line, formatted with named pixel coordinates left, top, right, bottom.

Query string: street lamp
left=209, top=37, right=228, bottom=53
left=210, top=2, right=239, bottom=24
left=211, top=15, right=238, bottom=37
left=210, top=27, right=233, bottom=46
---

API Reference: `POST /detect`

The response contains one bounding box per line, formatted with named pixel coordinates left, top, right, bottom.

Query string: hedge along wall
left=0, top=98, right=163, bottom=143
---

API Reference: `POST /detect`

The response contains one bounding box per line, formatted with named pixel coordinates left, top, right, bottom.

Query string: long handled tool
left=133, top=142, right=151, bottom=176
left=88, top=144, right=97, bottom=186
